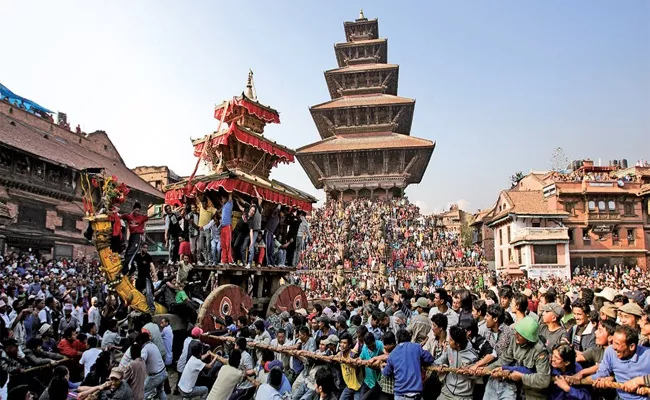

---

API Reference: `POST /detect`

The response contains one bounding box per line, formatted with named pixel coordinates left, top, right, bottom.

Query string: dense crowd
left=3, top=194, right=650, bottom=400
left=300, top=198, right=484, bottom=271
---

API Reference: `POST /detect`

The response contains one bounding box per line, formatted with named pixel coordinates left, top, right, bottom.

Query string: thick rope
left=204, top=334, right=650, bottom=396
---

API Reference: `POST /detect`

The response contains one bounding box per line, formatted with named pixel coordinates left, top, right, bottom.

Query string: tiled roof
left=296, top=132, right=434, bottom=153
left=0, top=111, right=163, bottom=199
left=311, top=94, right=414, bottom=110
left=490, top=190, right=568, bottom=223
left=640, top=184, right=650, bottom=196
left=325, top=64, right=398, bottom=74
left=335, top=38, right=386, bottom=47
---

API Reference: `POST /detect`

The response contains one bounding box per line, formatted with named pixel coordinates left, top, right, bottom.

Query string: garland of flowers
left=81, top=173, right=131, bottom=215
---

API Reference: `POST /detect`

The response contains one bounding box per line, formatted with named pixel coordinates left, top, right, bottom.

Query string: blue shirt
left=161, top=325, right=173, bottom=365
left=221, top=200, right=233, bottom=226
left=593, top=345, right=650, bottom=400
left=382, top=342, right=434, bottom=395
left=360, top=341, right=384, bottom=388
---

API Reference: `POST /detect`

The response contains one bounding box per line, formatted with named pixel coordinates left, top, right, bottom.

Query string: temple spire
left=357, top=9, right=367, bottom=21
left=244, top=69, right=257, bottom=101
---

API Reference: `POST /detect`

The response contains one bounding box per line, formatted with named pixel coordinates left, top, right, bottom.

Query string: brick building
left=0, top=86, right=164, bottom=260
left=297, top=12, right=435, bottom=201
left=486, top=159, right=650, bottom=277
left=471, top=206, right=496, bottom=266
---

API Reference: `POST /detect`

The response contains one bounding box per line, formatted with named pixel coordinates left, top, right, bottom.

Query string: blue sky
left=2, top=1, right=649, bottom=213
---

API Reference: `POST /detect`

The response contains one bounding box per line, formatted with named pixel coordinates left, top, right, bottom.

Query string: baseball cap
left=317, top=316, right=331, bottom=325
left=595, top=287, right=619, bottom=303
left=191, top=327, right=204, bottom=337
left=295, top=308, right=307, bottom=316
left=323, top=334, right=340, bottom=346
left=600, top=303, right=618, bottom=320
left=618, top=302, right=643, bottom=317
left=39, top=323, right=52, bottom=335
left=624, top=290, right=645, bottom=304
left=109, top=367, right=124, bottom=380
left=541, top=303, right=564, bottom=318
left=522, top=288, right=533, bottom=298
left=416, top=297, right=428, bottom=308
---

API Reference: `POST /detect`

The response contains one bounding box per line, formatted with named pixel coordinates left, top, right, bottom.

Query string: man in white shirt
left=270, top=328, right=293, bottom=370
left=207, top=350, right=244, bottom=400
left=177, top=345, right=218, bottom=400
left=80, top=337, right=102, bottom=377
left=38, top=297, right=55, bottom=325
left=88, top=297, right=101, bottom=331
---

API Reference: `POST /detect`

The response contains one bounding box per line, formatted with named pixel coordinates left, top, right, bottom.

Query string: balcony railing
left=511, top=227, right=569, bottom=244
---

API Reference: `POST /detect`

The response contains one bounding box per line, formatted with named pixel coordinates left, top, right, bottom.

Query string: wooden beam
left=404, top=154, right=420, bottom=175
left=309, top=160, right=325, bottom=179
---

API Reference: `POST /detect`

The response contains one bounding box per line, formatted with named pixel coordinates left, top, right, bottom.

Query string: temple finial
left=358, top=9, right=366, bottom=20
left=244, top=69, right=257, bottom=101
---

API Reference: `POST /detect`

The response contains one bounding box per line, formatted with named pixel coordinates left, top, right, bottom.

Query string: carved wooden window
left=61, top=215, right=79, bottom=231
left=54, top=244, right=73, bottom=259
left=18, top=203, right=46, bottom=228
left=624, top=203, right=635, bottom=216
left=533, top=245, right=558, bottom=264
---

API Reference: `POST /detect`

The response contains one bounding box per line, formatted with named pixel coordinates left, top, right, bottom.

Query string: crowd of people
left=3, top=193, right=650, bottom=400
left=300, top=198, right=484, bottom=272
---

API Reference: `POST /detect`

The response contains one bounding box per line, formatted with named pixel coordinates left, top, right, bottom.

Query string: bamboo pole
left=203, top=334, right=650, bottom=396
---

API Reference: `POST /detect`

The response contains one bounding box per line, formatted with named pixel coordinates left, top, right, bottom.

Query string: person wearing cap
left=538, top=303, right=567, bottom=353
left=618, top=302, right=643, bottom=330
left=485, top=317, right=551, bottom=400
left=595, top=287, right=619, bottom=304
left=407, top=297, right=431, bottom=343
left=177, top=326, right=204, bottom=377
left=0, top=338, right=27, bottom=378
left=57, top=303, right=79, bottom=337
left=177, top=344, right=218, bottom=400
left=624, top=290, right=646, bottom=306
left=590, top=325, right=650, bottom=400
left=255, top=366, right=284, bottom=400
left=599, top=303, right=618, bottom=323
left=93, top=367, right=133, bottom=400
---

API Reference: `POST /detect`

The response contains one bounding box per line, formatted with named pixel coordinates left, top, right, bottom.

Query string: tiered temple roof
left=297, top=12, right=434, bottom=200
left=165, top=72, right=316, bottom=211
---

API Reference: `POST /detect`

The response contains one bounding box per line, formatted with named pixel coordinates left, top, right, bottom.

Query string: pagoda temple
left=297, top=11, right=435, bottom=201
left=165, top=71, right=316, bottom=212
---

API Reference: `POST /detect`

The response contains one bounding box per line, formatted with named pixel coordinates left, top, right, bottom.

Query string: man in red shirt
left=121, top=202, right=149, bottom=274
left=57, top=326, right=87, bottom=358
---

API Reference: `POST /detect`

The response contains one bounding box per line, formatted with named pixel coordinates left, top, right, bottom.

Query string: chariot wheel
left=197, top=284, right=253, bottom=330
left=266, top=284, right=308, bottom=317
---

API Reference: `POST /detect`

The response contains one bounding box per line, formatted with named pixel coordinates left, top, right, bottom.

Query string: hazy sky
left=2, top=1, right=649, bottom=213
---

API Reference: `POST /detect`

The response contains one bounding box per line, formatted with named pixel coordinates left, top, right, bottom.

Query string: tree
left=510, top=171, right=524, bottom=188
left=460, top=218, right=473, bottom=248
left=550, top=147, right=569, bottom=172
